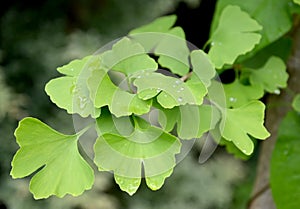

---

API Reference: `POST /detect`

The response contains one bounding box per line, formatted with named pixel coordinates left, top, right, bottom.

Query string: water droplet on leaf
left=178, top=97, right=183, bottom=102
left=274, top=89, right=280, bottom=95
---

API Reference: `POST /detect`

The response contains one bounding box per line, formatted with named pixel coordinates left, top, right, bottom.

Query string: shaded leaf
left=271, top=111, right=300, bottom=209
left=211, top=0, right=293, bottom=57
left=249, top=56, right=288, bottom=94
left=292, top=94, right=300, bottom=113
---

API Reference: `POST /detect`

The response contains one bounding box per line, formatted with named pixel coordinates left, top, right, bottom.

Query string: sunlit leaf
left=133, top=71, right=206, bottom=108
left=45, top=55, right=100, bottom=118
left=100, top=37, right=157, bottom=75
left=249, top=56, right=288, bottom=94
left=220, top=101, right=270, bottom=155
left=208, top=5, right=262, bottom=69
left=88, top=69, right=152, bottom=117
left=94, top=115, right=181, bottom=195
left=190, top=50, right=216, bottom=87
left=10, top=117, right=94, bottom=199
left=271, top=111, right=300, bottom=209
left=154, top=27, right=190, bottom=76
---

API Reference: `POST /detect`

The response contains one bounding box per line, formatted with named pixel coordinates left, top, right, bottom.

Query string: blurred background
left=0, top=0, right=255, bottom=208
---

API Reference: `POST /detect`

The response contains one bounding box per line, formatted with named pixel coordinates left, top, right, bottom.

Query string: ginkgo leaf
left=129, top=15, right=177, bottom=51
left=220, top=101, right=270, bottom=155
left=177, top=105, right=221, bottom=139
left=157, top=104, right=220, bottom=139
left=154, top=27, right=190, bottom=76
left=45, top=55, right=100, bottom=118
left=294, top=0, right=300, bottom=5
left=211, top=0, right=294, bottom=56
left=292, top=94, right=300, bottom=113
left=223, top=78, right=264, bottom=108
left=208, top=5, right=262, bottom=69
left=10, top=117, right=94, bottom=199
left=190, top=50, right=216, bottom=88
left=100, top=37, right=157, bottom=75
left=94, top=114, right=181, bottom=195
left=133, top=71, right=206, bottom=108
left=249, top=56, right=288, bottom=94
left=88, top=69, right=152, bottom=117
left=129, top=15, right=177, bottom=34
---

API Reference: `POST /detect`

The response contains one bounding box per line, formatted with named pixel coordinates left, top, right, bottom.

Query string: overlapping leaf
left=129, top=15, right=190, bottom=76
left=295, top=0, right=300, bottom=5
left=208, top=5, right=262, bottom=69
left=94, top=112, right=181, bottom=195
left=10, top=117, right=94, bottom=199
left=219, top=101, right=270, bottom=155
left=154, top=27, right=190, bottom=76
left=157, top=104, right=221, bottom=140
left=45, top=55, right=100, bottom=118
left=223, top=78, right=264, bottom=108
left=100, top=37, right=158, bottom=75
left=133, top=71, right=206, bottom=109
left=88, top=69, right=152, bottom=117
left=211, top=0, right=294, bottom=56
left=249, top=56, right=288, bottom=94
left=271, top=111, right=300, bottom=209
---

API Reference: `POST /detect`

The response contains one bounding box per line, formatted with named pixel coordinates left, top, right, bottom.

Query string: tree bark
left=248, top=22, right=300, bottom=209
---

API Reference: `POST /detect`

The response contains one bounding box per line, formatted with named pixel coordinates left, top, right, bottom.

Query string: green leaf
left=208, top=5, right=262, bottom=69
left=294, top=0, right=300, bottom=5
left=240, top=37, right=292, bottom=69
left=249, top=56, right=288, bottom=94
left=190, top=50, right=216, bottom=87
left=220, top=101, right=270, bottom=155
left=154, top=27, right=190, bottom=76
left=100, top=37, right=158, bottom=75
left=223, top=78, right=264, bottom=108
left=88, top=69, right=152, bottom=117
left=271, top=111, right=300, bottom=209
left=94, top=115, right=181, bottom=195
left=220, top=138, right=252, bottom=160
left=211, top=0, right=293, bottom=57
left=133, top=71, right=207, bottom=108
left=176, top=105, right=221, bottom=139
left=129, top=15, right=177, bottom=34
left=129, top=15, right=177, bottom=52
left=45, top=55, right=100, bottom=118
left=292, top=94, right=300, bottom=113
left=10, top=117, right=94, bottom=199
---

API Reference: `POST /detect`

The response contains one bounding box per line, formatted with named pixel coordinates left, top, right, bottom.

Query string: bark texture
left=248, top=22, right=300, bottom=209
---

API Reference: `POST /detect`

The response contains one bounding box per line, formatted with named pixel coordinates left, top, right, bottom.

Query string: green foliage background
left=1, top=0, right=300, bottom=208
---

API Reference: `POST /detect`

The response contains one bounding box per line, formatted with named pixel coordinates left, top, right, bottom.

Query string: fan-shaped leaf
left=94, top=114, right=181, bottom=195
left=208, top=5, right=262, bottom=69
left=10, top=118, right=94, bottom=199
left=220, top=101, right=270, bottom=155
left=45, top=55, right=100, bottom=118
